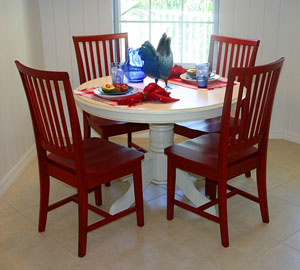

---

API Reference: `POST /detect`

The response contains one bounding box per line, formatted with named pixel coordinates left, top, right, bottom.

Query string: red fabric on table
left=169, top=64, right=187, bottom=78
left=74, top=87, right=118, bottom=106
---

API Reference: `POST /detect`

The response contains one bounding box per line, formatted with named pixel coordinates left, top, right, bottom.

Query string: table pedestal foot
left=109, top=155, right=155, bottom=215
left=176, top=169, right=216, bottom=215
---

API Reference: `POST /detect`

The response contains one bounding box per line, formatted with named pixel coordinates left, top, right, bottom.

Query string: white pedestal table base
left=109, top=123, right=215, bottom=215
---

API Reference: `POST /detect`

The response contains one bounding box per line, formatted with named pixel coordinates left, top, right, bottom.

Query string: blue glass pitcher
left=123, top=47, right=146, bottom=82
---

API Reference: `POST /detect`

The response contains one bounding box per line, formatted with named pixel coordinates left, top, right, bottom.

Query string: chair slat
left=103, top=41, right=109, bottom=76
left=256, top=71, right=273, bottom=136
left=82, top=42, right=91, bottom=81
left=240, top=45, right=246, bottom=67
left=228, top=43, right=235, bottom=74
left=43, top=78, right=64, bottom=147
left=234, top=44, right=241, bottom=67
left=245, top=74, right=260, bottom=139
left=95, top=41, right=102, bottom=77
left=109, top=40, right=114, bottom=64
left=53, top=80, right=72, bottom=148
left=116, top=39, right=121, bottom=62
left=89, top=41, right=97, bottom=79
left=222, top=42, right=229, bottom=77
left=245, top=46, right=251, bottom=67
left=34, top=77, right=57, bottom=146
left=26, top=75, right=49, bottom=142
left=216, top=41, right=223, bottom=76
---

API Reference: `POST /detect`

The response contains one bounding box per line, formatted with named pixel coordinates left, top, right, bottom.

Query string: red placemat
left=74, top=87, right=118, bottom=106
left=168, top=77, right=228, bottom=90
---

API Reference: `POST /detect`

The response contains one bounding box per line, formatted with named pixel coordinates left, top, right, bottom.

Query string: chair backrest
left=219, top=57, right=284, bottom=168
left=208, top=35, right=260, bottom=78
left=73, top=33, right=129, bottom=84
left=15, top=61, right=84, bottom=166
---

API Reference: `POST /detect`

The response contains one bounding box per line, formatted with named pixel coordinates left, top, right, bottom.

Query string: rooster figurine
left=139, top=33, right=173, bottom=87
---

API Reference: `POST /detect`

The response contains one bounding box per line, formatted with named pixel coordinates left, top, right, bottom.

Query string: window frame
left=113, top=0, right=219, bottom=66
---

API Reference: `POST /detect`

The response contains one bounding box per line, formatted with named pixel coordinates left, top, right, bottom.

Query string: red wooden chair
left=174, top=35, right=260, bottom=138
left=73, top=33, right=148, bottom=149
left=15, top=61, right=144, bottom=257
left=165, top=58, right=284, bottom=247
left=174, top=35, right=260, bottom=187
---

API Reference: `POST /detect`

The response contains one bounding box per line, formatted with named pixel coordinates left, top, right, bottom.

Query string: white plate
left=94, top=87, right=139, bottom=100
left=180, top=73, right=220, bottom=85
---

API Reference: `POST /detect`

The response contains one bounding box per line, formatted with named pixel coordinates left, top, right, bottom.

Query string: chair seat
left=165, top=133, right=258, bottom=178
left=174, top=116, right=237, bottom=139
left=48, top=137, right=144, bottom=177
left=87, top=115, right=149, bottom=137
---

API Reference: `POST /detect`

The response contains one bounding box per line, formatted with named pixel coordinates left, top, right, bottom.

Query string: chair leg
left=133, top=163, right=144, bottom=227
left=245, top=171, right=251, bottom=178
left=127, top=132, right=132, bottom=148
left=257, top=164, right=269, bottom=223
left=94, top=186, right=102, bottom=206
left=205, top=178, right=217, bottom=200
left=78, top=190, right=89, bottom=257
left=83, top=112, right=91, bottom=139
left=38, top=168, right=50, bottom=232
left=167, top=158, right=176, bottom=220
left=101, top=134, right=111, bottom=187
left=218, top=180, right=229, bottom=247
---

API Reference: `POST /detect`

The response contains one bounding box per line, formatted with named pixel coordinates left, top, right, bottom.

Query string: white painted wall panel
left=233, top=0, right=250, bottom=38
left=39, top=0, right=57, bottom=70
left=38, top=0, right=300, bottom=142
left=261, top=0, right=281, bottom=63
left=83, top=0, right=99, bottom=34
left=68, top=0, right=84, bottom=86
left=0, top=0, right=43, bottom=191
left=248, top=0, right=265, bottom=64
left=285, top=0, right=300, bottom=140
left=53, top=0, right=72, bottom=74
left=219, top=0, right=235, bottom=36
left=271, top=0, right=298, bottom=134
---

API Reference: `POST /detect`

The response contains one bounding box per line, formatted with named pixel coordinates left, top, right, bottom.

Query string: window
left=113, top=0, right=219, bottom=66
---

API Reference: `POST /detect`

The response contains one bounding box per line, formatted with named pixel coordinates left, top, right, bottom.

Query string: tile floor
left=1, top=133, right=300, bottom=269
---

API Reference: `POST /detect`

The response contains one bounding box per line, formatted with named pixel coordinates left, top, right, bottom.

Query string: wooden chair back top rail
left=73, top=33, right=129, bottom=83
left=208, top=35, right=260, bottom=78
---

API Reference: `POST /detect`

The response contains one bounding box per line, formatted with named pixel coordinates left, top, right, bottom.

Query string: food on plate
left=120, top=83, right=129, bottom=92
left=102, top=83, right=119, bottom=93
left=186, top=68, right=196, bottom=76
left=102, top=83, right=130, bottom=94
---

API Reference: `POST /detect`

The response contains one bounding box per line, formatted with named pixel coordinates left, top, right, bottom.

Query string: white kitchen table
left=74, top=77, right=240, bottom=215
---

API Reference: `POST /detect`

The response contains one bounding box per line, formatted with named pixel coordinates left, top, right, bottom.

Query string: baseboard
left=282, top=130, right=300, bottom=144
left=269, top=130, right=284, bottom=139
left=0, top=144, right=36, bottom=197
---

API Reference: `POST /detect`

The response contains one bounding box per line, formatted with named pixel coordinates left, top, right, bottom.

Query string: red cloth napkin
left=117, top=83, right=179, bottom=107
left=169, top=64, right=187, bottom=78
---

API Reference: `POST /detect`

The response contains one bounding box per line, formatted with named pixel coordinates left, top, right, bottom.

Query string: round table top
left=74, top=76, right=239, bottom=124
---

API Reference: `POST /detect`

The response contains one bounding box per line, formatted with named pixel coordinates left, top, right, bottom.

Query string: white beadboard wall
left=39, top=0, right=113, bottom=90
left=39, top=0, right=300, bottom=143
left=0, top=0, right=44, bottom=195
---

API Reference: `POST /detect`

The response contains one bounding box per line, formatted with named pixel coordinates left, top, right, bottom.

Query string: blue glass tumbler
left=196, top=63, right=210, bottom=88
